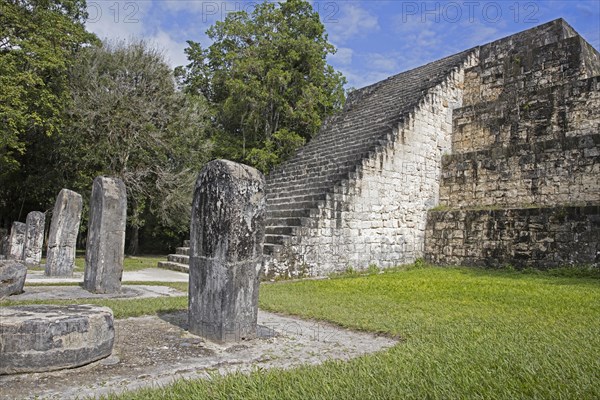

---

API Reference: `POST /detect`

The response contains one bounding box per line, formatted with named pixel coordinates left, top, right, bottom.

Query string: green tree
left=64, top=40, right=211, bottom=254
left=0, top=0, right=97, bottom=225
left=176, top=0, right=346, bottom=173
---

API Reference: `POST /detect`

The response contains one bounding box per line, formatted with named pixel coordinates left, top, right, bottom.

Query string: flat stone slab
left=0, top=310, right=397, bottom=399
left=0, top=305, right=114, bottom=375
left=7, top=285, right=186, bottom=301
left=25, top=268, right=189, bottom=284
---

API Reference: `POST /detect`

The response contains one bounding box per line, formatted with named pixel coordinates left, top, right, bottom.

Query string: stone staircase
left=157, top=240, right=190, bottom=273
left=264, top=49, right=472, bottom=259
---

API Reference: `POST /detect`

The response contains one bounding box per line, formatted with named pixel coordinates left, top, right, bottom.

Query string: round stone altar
left=0, top=304, right=115, bottom=375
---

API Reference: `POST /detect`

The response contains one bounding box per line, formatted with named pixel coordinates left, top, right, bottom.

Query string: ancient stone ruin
left=188, top=160, right=266, bottom=343
left=45, top=189, right=83, bottom=276
left=158, top=240, right=190, bottom=273
left=84, top=176, right=127, bottom=294
left=7, top=221, right=26, bottom=261
left=23, top=211, right=45, bottom=266
left=264, top=19, right=600, bottom=276
left=155, top=19, right=598, bottom=277
left=0, top=304, right=115, bottom=374
left=0, top=260, right=27, bottom=298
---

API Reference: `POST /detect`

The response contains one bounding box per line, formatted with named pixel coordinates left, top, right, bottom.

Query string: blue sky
left=85, top=0, right=600, bottom=88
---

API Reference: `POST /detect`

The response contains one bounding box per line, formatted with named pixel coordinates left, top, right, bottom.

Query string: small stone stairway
left=157, top=240, right=190, bottom=273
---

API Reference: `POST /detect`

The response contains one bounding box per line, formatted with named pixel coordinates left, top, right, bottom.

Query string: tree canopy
left=0, top=0, right=347, bottom=252
left=64, top=40, right=211, bottom=253
left=0, top=0, right=97, bottom=225
left=176, top=0, right=346, bottom=172
left=0, top=0, right=96, bottom=175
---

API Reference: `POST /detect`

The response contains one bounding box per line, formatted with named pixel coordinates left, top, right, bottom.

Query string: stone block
left=45, top=189, right=83, bottom=276
left=0, top=260, right=27, bottom=298
left=7, top=222, right=26, bottom=260
left=84, top=177, right=127, bottom=294
left=0, top=305, right=114, bottom=374
left=189, top=160, right=265, bottom=343
left=23, top=211, right=45, bottom=266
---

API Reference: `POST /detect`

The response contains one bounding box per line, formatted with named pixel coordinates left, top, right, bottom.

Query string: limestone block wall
left=424, top=19, right=600, bottom=268
left=426, top=206, right=599, bottom=268
left=442, top=77, right=600, bottom=210
left=439, top=133, right=600, bottom=209
left=456, top=37, right=597, bottom=153
left=275, top=54, right=477, bottom=274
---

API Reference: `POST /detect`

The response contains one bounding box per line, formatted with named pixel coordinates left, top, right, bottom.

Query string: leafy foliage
left=176, top=0, right=346, bottom=172
left=63, top=40, right=211, bottom=253
left=0, top=0, right=97, bottom=223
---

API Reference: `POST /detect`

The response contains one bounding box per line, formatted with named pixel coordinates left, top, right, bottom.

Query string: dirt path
left=0, top=310, right=397, bottom=399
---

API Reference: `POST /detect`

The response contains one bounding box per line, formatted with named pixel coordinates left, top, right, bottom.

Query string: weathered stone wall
left=456, top=74, right=600, bottom=154
left=426, top=206, right=599, bottom=268
left=424, top=19, right=600, bottom=268
left=439, top=133, right=599, bottom=209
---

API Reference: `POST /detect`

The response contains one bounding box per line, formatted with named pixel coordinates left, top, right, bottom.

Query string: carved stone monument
left=188, top=160, right=266, bottom=343
left=45, top=189, right=82, bottom=276
left=0, top=260, right=27, bottom=298
left=84, top=177, right=127, bottom=294
left=7, top=222, right=26, bottom=260
left=23, top=211, right=45, bottom=266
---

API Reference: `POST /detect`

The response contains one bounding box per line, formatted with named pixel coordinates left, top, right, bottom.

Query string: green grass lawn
left=35, top=254, right=166, bottom=273
left=2, top=265, right=598, bottom=399
left=1, top=255, right=184, bottom=318
left=105, top=265, right=599, bottom=400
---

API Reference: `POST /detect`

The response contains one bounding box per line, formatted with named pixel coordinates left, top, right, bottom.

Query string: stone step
left=266, top=176, right=349, bottom=197
left=265, top=226, right=295, bottom=236
left=267, top=194, right=326, bottom=206
left=167, top=254, right=189, bottom=264
left=264, top=234, right=290, bottom=245
left=266, top=201, right=318, bottom=212
left=265, top=217, right=315, bottom=228
left=263, top=243, right=282, bottom=256
left=157, top=261, right=189, bottom=274
left=175, top=247, right=190, bottom=255
left=266, top=208, right=313, bottom=219
left=271, top=145, right=372, bottom=173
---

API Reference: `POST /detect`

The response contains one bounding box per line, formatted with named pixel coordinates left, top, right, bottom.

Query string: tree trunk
left=127, top=198, right=140, bottom=255
left=128, top=224, right=139, bottom=255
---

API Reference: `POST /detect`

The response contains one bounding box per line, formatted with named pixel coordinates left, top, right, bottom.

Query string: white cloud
left=330, top=46, right=353, bottom=66
left=326, top=4, right=379, bottom=44
left=458, top=20, right=501, bottom=47
left=368, top=53, right=398, bottom=72
left=159, top=0, right=248, bottom=15
left=338, top=67, right=392, bottom=90
left=148, top=30, right=190, bottom=68
left=85, top=1, right=149, bottom=41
